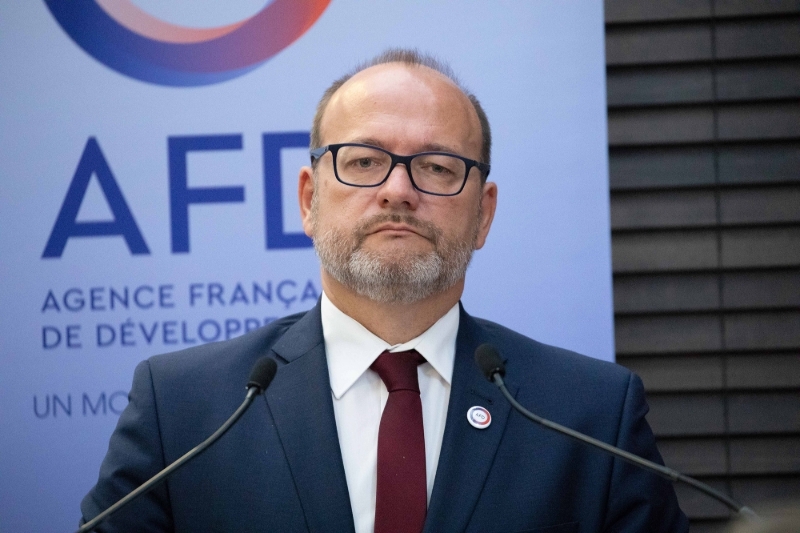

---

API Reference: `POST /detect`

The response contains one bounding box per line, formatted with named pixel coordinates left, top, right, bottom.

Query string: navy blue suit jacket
left=82, top=303, right=688, bottom=532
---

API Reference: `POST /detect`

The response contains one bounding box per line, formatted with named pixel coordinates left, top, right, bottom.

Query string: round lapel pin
left=467, top=406, right=491, bottom=429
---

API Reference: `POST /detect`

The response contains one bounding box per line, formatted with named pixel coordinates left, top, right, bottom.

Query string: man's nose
left=378, top=163, right=420, bottom=209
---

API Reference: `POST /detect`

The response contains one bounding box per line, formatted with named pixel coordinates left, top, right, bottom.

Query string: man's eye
left=422, top=162, right=455, bottom=175
left=357, top=158, right=374, bottom=168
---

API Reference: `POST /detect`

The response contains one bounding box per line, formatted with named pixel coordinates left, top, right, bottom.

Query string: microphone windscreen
left=474, top=343, right=505, bottom=381
left=247, top=357, right=278, bottom=393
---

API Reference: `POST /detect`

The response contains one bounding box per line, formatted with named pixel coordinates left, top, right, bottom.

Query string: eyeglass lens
left=335, top=145, right=467, bottom=195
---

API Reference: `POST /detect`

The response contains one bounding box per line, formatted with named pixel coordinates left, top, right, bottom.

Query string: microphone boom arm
left=490, top=372, right=759, bottom=521
left=77, top=385, right=261, bottom=533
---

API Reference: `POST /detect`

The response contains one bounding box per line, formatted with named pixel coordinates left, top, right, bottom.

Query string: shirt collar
left=321, top=292, right=459, bottom=400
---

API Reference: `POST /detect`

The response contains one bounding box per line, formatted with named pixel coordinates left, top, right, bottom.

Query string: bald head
left=310, top=49, right=492, bottom=171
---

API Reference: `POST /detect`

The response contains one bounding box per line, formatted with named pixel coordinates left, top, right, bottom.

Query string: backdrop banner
left=0, top=1, right=612, bottom=530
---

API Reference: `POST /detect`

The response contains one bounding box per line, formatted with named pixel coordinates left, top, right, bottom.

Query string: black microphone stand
left=489, top=371, right=759, bottom=521
left=77, top=356, right=277, bottom=533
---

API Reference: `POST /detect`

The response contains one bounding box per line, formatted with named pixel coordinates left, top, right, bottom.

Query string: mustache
left=354, top=213, right=441, bottom=246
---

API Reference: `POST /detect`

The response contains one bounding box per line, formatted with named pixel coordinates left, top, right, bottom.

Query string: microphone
left=474, top=344, right=759, bottom=521
left=77, top=356, right=279, bottom=533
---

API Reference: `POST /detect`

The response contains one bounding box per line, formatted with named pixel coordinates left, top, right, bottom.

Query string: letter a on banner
left=42, top=138, right=149, bottom=258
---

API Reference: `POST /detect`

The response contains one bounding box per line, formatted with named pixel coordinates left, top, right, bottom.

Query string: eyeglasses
left=310, top=143, right=490, bottom=196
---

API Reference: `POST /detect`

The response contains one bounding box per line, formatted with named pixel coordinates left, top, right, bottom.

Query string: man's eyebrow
left=348, top=138, right=463, bottom=155
left=420, top=143, right=462, bottom=154
left=348, top=137, right=385, bottom=148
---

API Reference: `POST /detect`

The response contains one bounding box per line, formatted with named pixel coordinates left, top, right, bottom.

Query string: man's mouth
left=353, top=214, right=440, bottom=248
left=369, top=223, right=422, bottom=236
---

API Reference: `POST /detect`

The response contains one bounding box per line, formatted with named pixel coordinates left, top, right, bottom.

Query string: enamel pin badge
left=467, top=406, right=491, bottom=429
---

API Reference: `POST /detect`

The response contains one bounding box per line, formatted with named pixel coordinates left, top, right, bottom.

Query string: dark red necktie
left=371, top=350, right=427, bottom=533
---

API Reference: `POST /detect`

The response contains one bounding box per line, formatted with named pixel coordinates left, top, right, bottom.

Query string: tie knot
left=371, top=350, right=426, bottom=393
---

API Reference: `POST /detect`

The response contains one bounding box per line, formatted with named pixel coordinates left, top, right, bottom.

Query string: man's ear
left=475, top=181, right=497, bottom=250
left=298, top=166, right=315, bottom=238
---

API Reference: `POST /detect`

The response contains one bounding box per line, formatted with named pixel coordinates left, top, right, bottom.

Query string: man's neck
left=321, top=271, right=464, bottom=345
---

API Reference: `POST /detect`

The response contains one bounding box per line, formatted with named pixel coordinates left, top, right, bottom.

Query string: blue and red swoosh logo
left=45, top=0, right=330, bottom=86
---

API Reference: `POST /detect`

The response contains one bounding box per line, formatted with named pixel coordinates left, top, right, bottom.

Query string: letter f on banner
left=168, top=135, right=245, bottom=253
left=42, top=138, right=149, bottom=258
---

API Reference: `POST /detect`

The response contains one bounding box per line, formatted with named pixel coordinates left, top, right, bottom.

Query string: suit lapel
left=265, top=304, right=355, bottom=533
left=424, top=308, right=518, bottom=533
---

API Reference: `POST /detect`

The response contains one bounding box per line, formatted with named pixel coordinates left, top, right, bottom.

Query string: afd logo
left=42, top=133, right=313, bottom=258
left=44, top=0, right=330, bottom=86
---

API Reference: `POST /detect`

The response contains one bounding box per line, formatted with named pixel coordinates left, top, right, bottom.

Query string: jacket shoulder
left=144, top=310, right=308, bottom=391
left=472, top=316, right=605, bottom=366
left=470, top=315, right=631, bottom=386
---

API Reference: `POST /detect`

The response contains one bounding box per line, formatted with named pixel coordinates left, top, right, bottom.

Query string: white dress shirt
left=321, top=292, right=458, bottom=533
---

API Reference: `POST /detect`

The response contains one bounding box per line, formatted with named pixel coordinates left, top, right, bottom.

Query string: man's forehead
left=320, top=62, right=481, bottom=151
left=341, top=62, right=461, bottom=96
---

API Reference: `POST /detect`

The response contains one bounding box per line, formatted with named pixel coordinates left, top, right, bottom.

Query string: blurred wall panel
left=605, top=1, right=800, bottom=530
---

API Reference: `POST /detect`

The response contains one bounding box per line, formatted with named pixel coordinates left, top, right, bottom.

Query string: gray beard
left=312, top=210, right=479, bottom=304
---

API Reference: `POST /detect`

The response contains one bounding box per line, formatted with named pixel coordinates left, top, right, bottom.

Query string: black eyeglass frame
left=310, top=143, right=491, bottom=197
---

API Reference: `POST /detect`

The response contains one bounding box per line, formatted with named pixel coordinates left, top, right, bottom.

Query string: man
left=81, top=49, right=688, bottom=532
